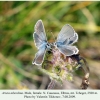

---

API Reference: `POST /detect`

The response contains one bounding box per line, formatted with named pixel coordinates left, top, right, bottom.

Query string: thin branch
left=47, top=79, right=56, bottom=89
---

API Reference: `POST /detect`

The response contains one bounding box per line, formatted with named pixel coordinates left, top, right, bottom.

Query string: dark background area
left=0, top=1, right=100, bottom=89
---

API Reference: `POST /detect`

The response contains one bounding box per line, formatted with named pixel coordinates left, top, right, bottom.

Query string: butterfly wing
left=32, top=46, right=46, bottom=65
left=33, top=20, right=47, bottom=65
left=33, top=20, right=47, bottom=49
left=57, top=24, right=74, bottom=44
left=67, top=32, right=78, bottom=45
left=56, top=24, right=79, bottom=56
left=57, top=43, right=79, bottom=56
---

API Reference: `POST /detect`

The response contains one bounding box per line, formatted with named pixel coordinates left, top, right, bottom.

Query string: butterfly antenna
left=47, top=30, right=56, bottom=41
left=50, top=31, right=56, bottom=41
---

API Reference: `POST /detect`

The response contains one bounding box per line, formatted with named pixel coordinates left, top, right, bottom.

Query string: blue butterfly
left=32, top=20, right=79, bottom=65
left=55, top=24, right=79, bottom=56
left=32, top=20, right=52, bottom=65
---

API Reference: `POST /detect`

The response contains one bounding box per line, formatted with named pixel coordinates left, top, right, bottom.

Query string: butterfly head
left=46, top=43, right=54, bottom=50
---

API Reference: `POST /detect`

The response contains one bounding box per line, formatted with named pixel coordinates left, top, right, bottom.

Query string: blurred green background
left=0, top=1, right=100, bottom=89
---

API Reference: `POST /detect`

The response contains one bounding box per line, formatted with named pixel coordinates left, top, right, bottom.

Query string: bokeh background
left=0, top=1, right=100, bottom=89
